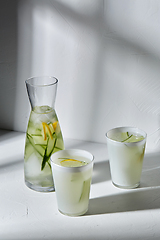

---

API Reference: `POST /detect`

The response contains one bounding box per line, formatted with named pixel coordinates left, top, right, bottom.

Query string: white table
left=0, top=130, right=160, bottom=240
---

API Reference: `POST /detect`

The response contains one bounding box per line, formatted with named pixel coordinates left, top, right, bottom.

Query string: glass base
left=112, top=181, right=140, bottom=189
left=25, top=180, right=55, bottom=192
left=58, top=208, right=88, bottom=217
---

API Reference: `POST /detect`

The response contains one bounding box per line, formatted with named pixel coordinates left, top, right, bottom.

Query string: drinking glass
left=106, top=127, right=147, bottom=189
left=51, top=149, right=94, bottom=216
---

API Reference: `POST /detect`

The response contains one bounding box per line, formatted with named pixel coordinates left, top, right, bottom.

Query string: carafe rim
left=25, top=76, right=58, bottom=87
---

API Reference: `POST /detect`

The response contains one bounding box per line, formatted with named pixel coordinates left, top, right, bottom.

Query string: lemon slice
left=53, top=121, right=58, bottom=131
left=42, top=122, right=53, bottom=140
left=60, top=158, right=87, bottom=167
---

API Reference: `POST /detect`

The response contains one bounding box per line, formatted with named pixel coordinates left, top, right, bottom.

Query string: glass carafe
left=24, top=76, right=64, bottom=192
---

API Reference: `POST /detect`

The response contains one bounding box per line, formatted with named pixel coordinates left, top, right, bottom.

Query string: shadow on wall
left=2, top=0, right=106, bottom=134
left=0, top=0, right=18, bottom=130
left=38, top=0, right=160, bottom=144
left=1, top=0, right=160, bottom=147
left=47, top=0, right=106, bottom=142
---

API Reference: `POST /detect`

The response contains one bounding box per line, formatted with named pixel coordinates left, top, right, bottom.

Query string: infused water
left=24, top=105, right=64, bottom=191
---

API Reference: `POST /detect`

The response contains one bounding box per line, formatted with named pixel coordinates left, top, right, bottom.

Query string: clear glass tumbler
left=51, top=149, right=94, bottom=216
left=106, top=127, right=147, bottom=189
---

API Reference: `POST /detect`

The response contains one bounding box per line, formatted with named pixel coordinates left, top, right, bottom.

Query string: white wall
left=0, top=0, right=160, bottom=151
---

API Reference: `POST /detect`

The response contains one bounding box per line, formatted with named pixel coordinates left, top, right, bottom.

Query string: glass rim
left=25, top=76, right=58, bottom=87
left=105, top=126, right=147, bottom=145
left=50, top=149, right=94, bottom=172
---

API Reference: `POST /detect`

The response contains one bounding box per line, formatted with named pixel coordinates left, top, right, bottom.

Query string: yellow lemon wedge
left=53, top=121, right=58, bottom=131
left=60, top=159, right=87, bottom=167
left=42, top=122, right=53, bottom=140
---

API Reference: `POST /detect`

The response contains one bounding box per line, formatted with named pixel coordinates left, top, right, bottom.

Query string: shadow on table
left=0, top=129, right=23, bottom=140
left=92, top=160, right=111, bottom=184
left=87, top=151, right=160, bottom=215
left=92, top=151, right=160, bottom=186
left=140, top=151, right=160, bottom=188
left=87, top=186, right=160, bottom=215
left=0, top=130, right=25, bottom=170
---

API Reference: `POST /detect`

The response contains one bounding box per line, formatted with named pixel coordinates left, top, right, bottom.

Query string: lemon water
left=24, top=105, right=64, bottom=191
left=107, top=130, right=146, bottom=188
left=53, top=158, right=92, bottom=216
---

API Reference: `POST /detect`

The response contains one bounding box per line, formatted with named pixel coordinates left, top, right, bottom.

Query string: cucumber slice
left=121, top=134, right=133, bottom=142
left=24, top=139, right=34, bottom=161
left=41, top=137, right=56, bottom=170
left=48, top=123, right=55, bottom=135
left=28, top=125, right=42, bottom=135
left=32, top=135, right=47, bottom=145
left=55, top=137, right=64, bottom=150
left=27, top=133, right=46, bottom=157
left=52, top=146, right=63, bottom=154
left=79, top=178, right=91, bottom=202
left=46, top=137, right=56, bottom=156
left=41, top=148, right=49, bottom=170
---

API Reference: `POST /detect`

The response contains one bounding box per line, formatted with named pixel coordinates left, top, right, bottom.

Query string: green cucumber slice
left=28, top=125, right=42, bottom=135
left=32, top=135, right=47, bottom=145
left=55, top=137, right=64, bottom=150
left=121, top=134, right=133, bottom=142
left=27, top=133, right=46, bottom=157
left=41, top=137, right=56, bottom=170
left=24, top=139, right=34, bottom=161
left=46, top=137, right=56, bottom=156
left=79, top=178, right=91, bottom=202
left=41, top=148, right=50, bottom=170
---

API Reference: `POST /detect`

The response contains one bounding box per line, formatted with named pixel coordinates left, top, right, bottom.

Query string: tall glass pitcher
left=24, top=76, right=64, bottom=192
